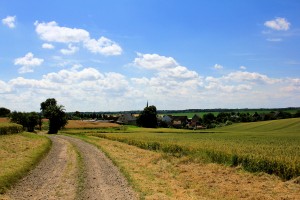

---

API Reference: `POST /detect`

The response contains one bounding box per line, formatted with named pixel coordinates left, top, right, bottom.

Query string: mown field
left=63, top=118, right=300, bottom=180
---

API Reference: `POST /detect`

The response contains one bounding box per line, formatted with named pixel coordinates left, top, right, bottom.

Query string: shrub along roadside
left=0, top=133, right=51, bottom=194
left=0, top=123, right=23, bottom=135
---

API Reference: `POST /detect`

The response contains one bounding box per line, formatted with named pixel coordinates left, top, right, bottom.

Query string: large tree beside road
left=40, top=98, right=68, bottom=134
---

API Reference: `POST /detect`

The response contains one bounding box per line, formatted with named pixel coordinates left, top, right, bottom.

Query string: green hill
left=216, top=118, right=300, bottom=134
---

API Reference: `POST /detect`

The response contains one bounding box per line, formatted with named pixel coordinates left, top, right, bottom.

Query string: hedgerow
left=0, top=123, right=23, bottom=135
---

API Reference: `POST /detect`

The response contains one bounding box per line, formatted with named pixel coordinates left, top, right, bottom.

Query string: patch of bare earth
left=87, top=137, right=300, bottom=200
left=4, top=135, right=137, bottom=200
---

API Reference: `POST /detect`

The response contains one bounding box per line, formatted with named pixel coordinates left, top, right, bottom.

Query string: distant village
left=67, top=107, right=300, bottom=129
left=74, top=113, right=203, bottom=129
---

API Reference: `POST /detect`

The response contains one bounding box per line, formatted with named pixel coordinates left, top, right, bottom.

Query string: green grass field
left=167, top=109, right=298, bottom=118
left=64, top=118, right=300, bottom=180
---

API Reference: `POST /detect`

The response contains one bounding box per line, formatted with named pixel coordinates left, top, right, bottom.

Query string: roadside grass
left=72, top=145, right=85, bottom=199
left=62, top=118, right=300, bottom=180
left=0, top=132, right=51, bottom=194
left=65, top=134, right=300, bottom=199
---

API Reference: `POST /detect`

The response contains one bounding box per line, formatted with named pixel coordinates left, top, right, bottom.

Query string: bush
left=10, top=112, right=40, bottom=132
left=0, top=123, right=23, bottom=135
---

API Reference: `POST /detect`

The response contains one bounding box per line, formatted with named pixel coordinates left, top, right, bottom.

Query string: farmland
left=1, top=116, right=300, bottom=199
left=61, top=118, right=300, bottom=199
left=63, top=118, right=300, bottom=180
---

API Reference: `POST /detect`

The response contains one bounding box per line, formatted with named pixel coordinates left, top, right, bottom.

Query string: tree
left=137, top=105, right=158, bottom=128
left=40, top=98, right=68, bottom=134
left=0, top=107, right=11, bottom=117
left=10, top=111, right=39, bottom=132
left=27, top=112, right=40, bottom=132
left=203, top=113, right=215, bottom=125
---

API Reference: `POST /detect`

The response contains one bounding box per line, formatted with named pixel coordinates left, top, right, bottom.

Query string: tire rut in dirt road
left=57, top=135, right=138, bottom=200
left=8, top=136, right=78, bottom=200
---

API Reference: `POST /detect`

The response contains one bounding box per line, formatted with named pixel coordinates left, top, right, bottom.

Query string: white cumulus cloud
left=264, top=17, right=290, bottom=31
left=35, top=21, right=90, bottom=43
left=133, top=53, right=200, bottom=80
left=133, top=53, right=178, bottom=70
left=224, top=71, right=279, bottom=84
left=213, top=64, right=223, bottom=70
left=2, top=16, right=16, bottom=28
left=84, top=37, right=122, bottom=56
left=240, top=66, right=247, bottom=70
left=0, top=63, right=299, bottom=111
left=42, top=43, right=55, bottom=49
left=35, top=21, right=122, bottom=56
left=0, top=80, right=11, bottom=93
left=131, top=53, right=203, bottom=100
left=14, top=52, right=44, bottom=73
left=60, top=44, right=79, bottom=55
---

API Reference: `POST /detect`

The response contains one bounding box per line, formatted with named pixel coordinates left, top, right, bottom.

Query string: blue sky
left=0, top=0, right=300, bottom=111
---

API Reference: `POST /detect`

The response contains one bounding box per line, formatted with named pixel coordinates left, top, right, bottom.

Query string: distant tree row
left=67, top=111, right=116, bottom=120
left=158, top=107, right=300, bottom=115
left=192, top=110, right=300, bottom=129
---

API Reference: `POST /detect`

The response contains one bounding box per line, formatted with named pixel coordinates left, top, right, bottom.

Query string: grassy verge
left=0, top=132, right=51, bottom=194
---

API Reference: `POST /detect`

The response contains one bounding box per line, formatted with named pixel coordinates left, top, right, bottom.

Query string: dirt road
left=6, top=135, right=138, bottom=200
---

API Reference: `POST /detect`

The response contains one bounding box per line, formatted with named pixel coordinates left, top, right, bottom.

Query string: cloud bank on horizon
left=0, top=1, right=299, bottom=111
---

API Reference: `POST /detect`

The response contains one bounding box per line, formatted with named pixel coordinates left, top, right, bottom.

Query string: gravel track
left=6, top=135, right=138, bottom=200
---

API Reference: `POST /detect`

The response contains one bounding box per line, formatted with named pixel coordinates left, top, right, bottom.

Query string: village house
left=188, top=114, right=201, bottom=128
left=172, top=116, right=188, bottom=128
left=116, top=113, right=137, bottom=125
left=161, top=115, right=173, bottom=126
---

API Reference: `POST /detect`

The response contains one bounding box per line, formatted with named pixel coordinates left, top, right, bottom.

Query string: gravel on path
left=6, top=134, right=138, bottom=200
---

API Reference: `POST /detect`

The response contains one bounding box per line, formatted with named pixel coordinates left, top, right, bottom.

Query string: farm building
left=172, top=116, right=188, bottom=128
left=116, top=113, right=137, bottom=125
left=188, top=114, right=201, bottom=128
left=161, top=115, right=173, bottom=126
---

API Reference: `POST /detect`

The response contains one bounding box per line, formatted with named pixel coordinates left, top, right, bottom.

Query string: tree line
left=1, top=98, right=67, bottom=134
left=186, top=110, right=300, bottom=129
